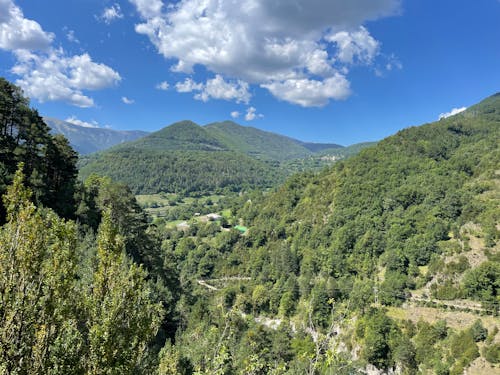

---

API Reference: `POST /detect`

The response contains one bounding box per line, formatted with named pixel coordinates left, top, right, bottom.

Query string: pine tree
left=85, top=210, right=164, bottom=374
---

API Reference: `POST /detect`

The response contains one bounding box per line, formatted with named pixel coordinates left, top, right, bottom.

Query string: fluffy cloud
left=175, top=78, right=203, bottom=93
left=1, top=0, right=121, bottom=107
left=327, top=26, right=379, bottom=65
left=230, top=111, right=240, bottom=119
left=122, top=96, right=135, bottom=104
left=245, top=107, right=263, bottom=121
left=131, top=0, right=163, bottom=18
left=156, top=81, right=170, bottom=90
left=13, top=49, right=121, bottom=107
left=65, top=116, right=100, bottom=128
left=439, top=107, right=467, bottom=120
left=130, top=0, right=399, bottom=107
left=262, top=75, right=351, bottom=107
left=0, top=0, right=53, bottom=51
left=176, top=75, right=250, bottom=103
left=100, top=3, right=124, bottom=24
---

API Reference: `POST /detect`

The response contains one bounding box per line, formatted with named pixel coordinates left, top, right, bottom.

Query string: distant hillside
left=205, top=121, right=320, bottom=161
left=78, top=120, right=374, bottom=194
left=126, top=120, right=227, bottom=152
left=185, top=92, right=499, bottom=373
left=79, top=121, right=287, bottom=194
left=45, top=117, right=148, bottom=154
left=317, top=141, right=378, bottom=158
left=294, top=140, right=343, bottom=153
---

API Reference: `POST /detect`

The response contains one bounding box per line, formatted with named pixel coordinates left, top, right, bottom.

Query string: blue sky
left=0, top=0, right=499, bottom=145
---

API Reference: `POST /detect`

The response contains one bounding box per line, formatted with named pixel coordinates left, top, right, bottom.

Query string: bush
left=470, top=320, right=488, bottom=342
left=483, top=343, right=500, bottom=364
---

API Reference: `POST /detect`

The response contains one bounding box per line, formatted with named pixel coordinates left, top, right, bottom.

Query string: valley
left=1, top=1, right=499, bottom=374
left=0, top=78, right=499, bottom=374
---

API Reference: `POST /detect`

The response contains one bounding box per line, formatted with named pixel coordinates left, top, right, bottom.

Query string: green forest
left=78, top=119, right=372, bottom=195
left=0, top=77, right=499, bottom=374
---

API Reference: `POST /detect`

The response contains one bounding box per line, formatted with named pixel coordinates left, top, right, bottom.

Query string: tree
left=0, top=78, right=78, bottom=222
left=43, top=134, right=78, bottom=218
left=0, top=165, right=82, bottom=373
left=85, top=210, right=164, bottom=374
left=0, top=166, right=167, bottom=373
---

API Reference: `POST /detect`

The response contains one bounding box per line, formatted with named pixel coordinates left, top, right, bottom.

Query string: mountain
left=44, top=117, right=148, bottom=155
left=79, top=120, right=359, bottom=194
left=294, top=140, right=344, bottom=153
left=178, top=92, right=499, bottom=373
left=126, top=120, right=228, bottom=152
left=78, top=120, right=289, bottom=194
left=205, top=121, right=325, bottom=161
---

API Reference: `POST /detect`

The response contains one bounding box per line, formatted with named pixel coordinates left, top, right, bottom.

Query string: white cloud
left=176, top=75, right=250, bottom=103
left=0, top=0, right=53, bottom=51
left=100, top=4, right=124, bottom=24
left=262, top=75, right=351, bottom=107
left=68, top=54, right=121, bottom=90
left=326, top=26, right=379, bottom=65
left=65, top=116, right=100, bottom=128
left=175, top=78, right=203, bottom=93
left=130, top=0, right=400, bottom=107
left=1, top=1, right=121, bottom=107
left=65, top=29, right=79, bottom=44
left=156, top=81, right=170, bottom=90
left=13, top=49, right=121, bottom=107
left=244, top=107, right=263, bottom=121
left=130, top=0, right=163, bottom=18
left=122, top=96, right=135, bottom=104
left=439, top=107, right=466, bottom=120
left=230, top=111, right=240, bottom=119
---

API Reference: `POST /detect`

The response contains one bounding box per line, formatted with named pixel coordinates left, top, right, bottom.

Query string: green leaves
left=0, top=167, right=165, bottom=374
left=0, top=166, right=79, bottom=374
left=0, top=78, right=78, bottom=222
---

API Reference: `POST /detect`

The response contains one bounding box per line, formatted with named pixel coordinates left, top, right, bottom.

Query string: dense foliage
left=1, top=78, right=498, bottom=374
left=0, top=167, right=164, bottom=374
left=78, top=120, right=367, bottom=195
left=80, top=149, right=284, bottom=195
left=155, top=93, right=499, bottom=373
left=0, top=78, right=78, bottom=222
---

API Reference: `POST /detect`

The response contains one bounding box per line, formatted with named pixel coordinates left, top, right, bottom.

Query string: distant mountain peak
left=44, top=117, right=148, bottom=155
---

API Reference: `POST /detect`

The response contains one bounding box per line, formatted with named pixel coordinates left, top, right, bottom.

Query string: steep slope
left=236, top=92, right=499, bottom=292
left=123, top=120, right=227, bottom=152
left=45, top=117, right=148, bottom=154
left=79, top=121, right=285, bottom=194
left=205, top=121, right=318, bottom=160
left=171, top=93, right=499, bottom=373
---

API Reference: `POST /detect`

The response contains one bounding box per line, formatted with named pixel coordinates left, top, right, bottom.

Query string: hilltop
left=78, top=120, right=365, bottom=194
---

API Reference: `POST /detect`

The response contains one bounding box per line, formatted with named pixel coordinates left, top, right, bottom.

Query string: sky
left=0, top=0, right=499, bottom=145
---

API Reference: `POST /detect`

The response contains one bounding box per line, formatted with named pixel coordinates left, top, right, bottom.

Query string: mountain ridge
left=44, top=117, right=149, bottom=155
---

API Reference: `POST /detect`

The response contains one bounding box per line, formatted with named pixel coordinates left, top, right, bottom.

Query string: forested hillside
left=1, top=77, right=498, bottom=374
left=79, top=120, right=369, bottom=195
left=205, top=121, right=327, bottom=161
left=157, top=93, right=500, bottom=374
